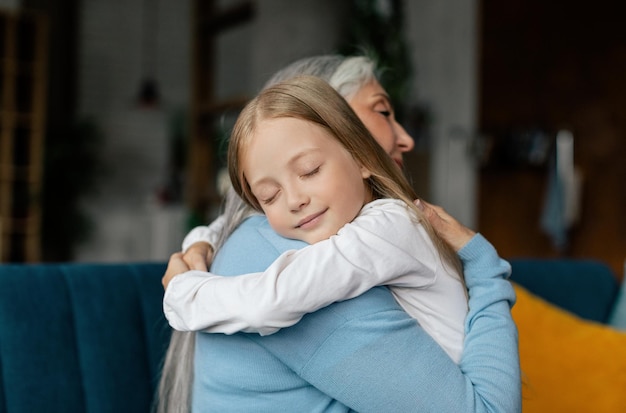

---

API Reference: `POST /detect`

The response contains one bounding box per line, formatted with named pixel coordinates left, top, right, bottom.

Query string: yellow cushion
left=512, top=282, right=626, bottom=412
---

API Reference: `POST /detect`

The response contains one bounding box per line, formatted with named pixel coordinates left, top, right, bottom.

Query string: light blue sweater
left=192, top=215, right=521, bottom=412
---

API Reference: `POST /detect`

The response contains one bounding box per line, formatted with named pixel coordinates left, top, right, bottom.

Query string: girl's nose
left=287, top=188, right=309, bottom=212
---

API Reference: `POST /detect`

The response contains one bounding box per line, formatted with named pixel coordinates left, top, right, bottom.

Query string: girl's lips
left=394, top=158, right=404, bottom=169
left=296, top=209, right=328, bottom=229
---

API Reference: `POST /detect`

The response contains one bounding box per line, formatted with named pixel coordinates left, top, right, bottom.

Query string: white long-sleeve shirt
left=181, top=214, right=226, bottom=252
left=165, top=198, right=468, bottom=362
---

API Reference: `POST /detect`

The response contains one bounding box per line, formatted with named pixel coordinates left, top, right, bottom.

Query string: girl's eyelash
left=379, top=110, right=391, bottom=117
left=258, top=189, right=279, bottom=205
left=260, top=166, right=320, bottom=204
left=262, top=195, right=276, bottom=205
left=303, top=166, right=320, bottom=177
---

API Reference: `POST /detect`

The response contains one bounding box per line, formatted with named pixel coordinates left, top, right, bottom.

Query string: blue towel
left=540, top=130, right=579, bottom=251
left=540, top=157, right=568, bottom=251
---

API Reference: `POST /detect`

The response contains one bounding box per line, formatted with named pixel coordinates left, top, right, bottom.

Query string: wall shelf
left=0, top=10, right=47, bottom=262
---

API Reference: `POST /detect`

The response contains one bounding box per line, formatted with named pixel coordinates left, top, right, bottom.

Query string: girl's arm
left=175, top=188, right=259, bottom=274
left=161, top=216, right=225, bottom=284
left=164, top=200, right=438, bottom=334
left=181, top=215, right=226, bottom=253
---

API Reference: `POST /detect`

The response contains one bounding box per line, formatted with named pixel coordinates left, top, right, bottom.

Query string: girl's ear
left=360, top=166, right=372, bottom=179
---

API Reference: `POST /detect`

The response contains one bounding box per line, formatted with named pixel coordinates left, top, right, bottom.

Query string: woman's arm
left=192, top=209, right=520, bottom=412
left=457, top=233, right=520, bottom=411
left=163, top=200, right=439, bottom=333
left=251, top=233, right=519, bottom=413
left=418, top=199, right=521, bottom=410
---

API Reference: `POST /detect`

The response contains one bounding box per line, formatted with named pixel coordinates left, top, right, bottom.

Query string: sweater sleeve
left=250, top=233, right=521, bottom=413
left=181, top=214, right=227, bottom=253
left=456, top=233, right=522, bottom=412
left=163, top=201, right=439, bottom=334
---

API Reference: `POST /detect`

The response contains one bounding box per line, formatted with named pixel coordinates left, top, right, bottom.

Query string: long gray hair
left=155, top=54, right=380, bottom=413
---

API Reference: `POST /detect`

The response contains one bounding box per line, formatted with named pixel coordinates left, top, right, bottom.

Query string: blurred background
left=0, top=0, right=624, bottom=279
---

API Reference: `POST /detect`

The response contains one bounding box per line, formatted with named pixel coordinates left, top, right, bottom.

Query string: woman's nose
left=394, top=121, right=415, bottom=152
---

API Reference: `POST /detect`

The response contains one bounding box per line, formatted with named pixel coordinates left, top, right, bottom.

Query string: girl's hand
left=181, top=242, right=214, bottom=272
left=162, top=252, right=192, bottom=290
left=415, top=199, right=475, bottom=252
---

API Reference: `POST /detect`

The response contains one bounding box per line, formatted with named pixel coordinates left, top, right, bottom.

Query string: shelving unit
left=187, top=0, right=253, bottom=220
left=0, top=10, right=48, bottom=262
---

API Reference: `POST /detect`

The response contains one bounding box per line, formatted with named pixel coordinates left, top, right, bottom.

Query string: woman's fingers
left=415, top=199, right=475, bottom=252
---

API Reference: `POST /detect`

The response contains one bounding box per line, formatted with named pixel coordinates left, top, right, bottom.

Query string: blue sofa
left=0, top=263, right=170, bottom=413
left=0, top=259, right=620, bottom=413
left=508, top=258, right=619, bottom=323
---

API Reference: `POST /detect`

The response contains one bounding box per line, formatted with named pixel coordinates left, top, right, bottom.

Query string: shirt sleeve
left=181, top=214, right=227, bottom=253
left=250, top=233, right=521, bottom=413
left=163, top=201, right=440, bottom=334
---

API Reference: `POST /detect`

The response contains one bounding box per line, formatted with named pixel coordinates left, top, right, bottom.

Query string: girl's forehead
left=253, top=117, right=316, bottom=139
left=247, top=117, right=343, bottom=159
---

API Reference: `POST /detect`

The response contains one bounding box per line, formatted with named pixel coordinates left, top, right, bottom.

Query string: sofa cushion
left=0, top=263, right=170, bottom=413
left=608, top=277, right=626, bottom=330
left=512, top=282, right=626, bottom=413
left=510, top=259, right=619, bottom=322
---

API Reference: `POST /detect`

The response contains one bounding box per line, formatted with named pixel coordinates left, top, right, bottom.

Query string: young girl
left=164, top=75, right=468, bottom=362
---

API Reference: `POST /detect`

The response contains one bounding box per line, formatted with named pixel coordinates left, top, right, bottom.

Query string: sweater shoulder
left=211, top=215, right=307, bottom=275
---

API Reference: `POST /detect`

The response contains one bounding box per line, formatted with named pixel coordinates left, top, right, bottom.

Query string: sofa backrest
left=0, top=263, right=171, bottom=413
left=510, top=258, right=619, bottom=323
left=1, top=258, right=618, bottom=412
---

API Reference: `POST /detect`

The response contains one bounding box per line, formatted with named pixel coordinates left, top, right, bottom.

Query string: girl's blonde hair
left=228, top=75, right=463, bottom=278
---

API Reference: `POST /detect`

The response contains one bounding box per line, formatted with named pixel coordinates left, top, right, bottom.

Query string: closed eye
left=257, top=188, right=279, bottom=205
left=302, top=166, right=320, bottom=178
left=261, top=193, right=277, bottom=205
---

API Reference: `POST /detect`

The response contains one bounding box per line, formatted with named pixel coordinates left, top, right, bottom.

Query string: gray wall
left=75, top=0, right=191, bottom=261
left=72, top=0, right=478, bottom=261
left=407, top=0, right=479, bottom=228
left=217, top=0, right=480, bottom=227
left=0, top=0, right=19, bottom=10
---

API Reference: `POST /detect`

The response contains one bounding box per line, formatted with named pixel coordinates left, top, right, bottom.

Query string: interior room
left=1, top=0, right=482, bottom=264
left=1, top=1, right=626, bottom=412
left=1, top=0, right=623, bottom=276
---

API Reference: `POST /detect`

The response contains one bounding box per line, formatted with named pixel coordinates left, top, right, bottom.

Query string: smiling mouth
left=296, top=209, right=328, bottom=229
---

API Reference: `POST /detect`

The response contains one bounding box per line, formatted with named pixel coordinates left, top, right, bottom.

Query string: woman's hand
left=416, top=199, right=475, bottom=252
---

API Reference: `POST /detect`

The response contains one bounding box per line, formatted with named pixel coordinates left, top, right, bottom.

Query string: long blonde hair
left=228, top=75, right=463, bottom=278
